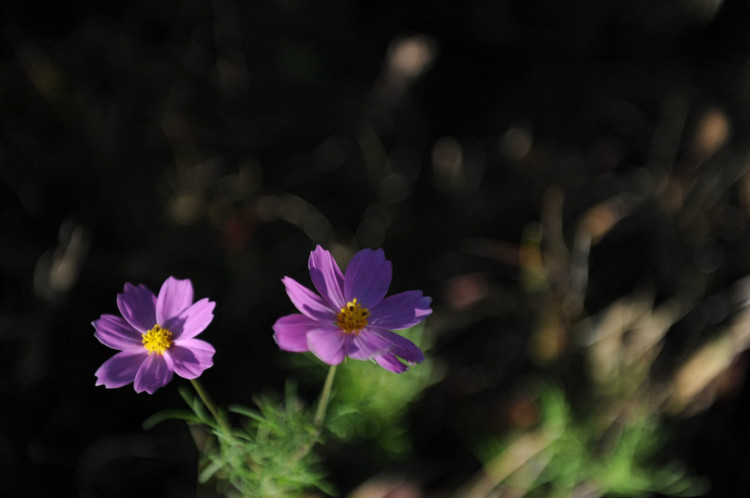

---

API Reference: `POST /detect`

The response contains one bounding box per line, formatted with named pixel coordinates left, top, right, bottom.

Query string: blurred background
left=3, top=0, right=750, bottom=496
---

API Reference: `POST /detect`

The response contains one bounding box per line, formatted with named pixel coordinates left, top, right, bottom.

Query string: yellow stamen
left=142, top=324, right=174, bottom=355
left=336, top=298, right=370, bottom=335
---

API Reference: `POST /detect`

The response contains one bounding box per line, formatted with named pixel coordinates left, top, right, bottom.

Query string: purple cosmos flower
left=272, top=246, right=432, bottom=373
left=93, top=277, right=216, bottom=394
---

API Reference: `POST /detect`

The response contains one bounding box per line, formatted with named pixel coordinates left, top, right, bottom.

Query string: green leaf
left=142, top=409, right=202, bottom=430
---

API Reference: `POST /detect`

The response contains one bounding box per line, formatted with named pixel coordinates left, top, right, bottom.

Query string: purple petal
left=134, top=353, right=174, bottom=394
left=308, top=245, right=346, bottom=309
left=307, top=326, right=346, bottom=365
left=343, top=248, right=392, bottom=308
left=272, top=314, right=320, bottom=352
left=117, top=283, right=157, bottom=333
left=93, top=314, right=143, bottom=351
left=282, top=276, right=336, bottom=321
left=343, top=331, right=384, bottom=360
left=369, top=290, right=433, bottom=330
left=168, top=338, right=215, bottom=379
left=366, top=328, right=424, bottom=363
left=374, top=353, right=411, bottom=373
left=156, top=277, right=194, bottom=324
left=164, top=298, right=215, bottom=340
left=343, top=334, right=358, bottom=357
left=95, top=350, right=147, bottom=389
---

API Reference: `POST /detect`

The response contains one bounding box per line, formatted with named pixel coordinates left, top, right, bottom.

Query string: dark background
left=3, top=1, right=750, bottom=496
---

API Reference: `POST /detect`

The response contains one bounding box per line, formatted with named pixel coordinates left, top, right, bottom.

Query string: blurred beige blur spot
left=378, top=34, right=438, bottom=104
left=500, top=126, right=533, bottom=161
left=349, top=478, right=422, bottom=498
left=443, top=274, right=489, bottom=310
left=432, top=137, right=463, bottom=192
left=668, top=306, right=750, bottom=414
left=388, top=35, right=436, bottom=79
left=693, top=107, right=730, bottom=160
left=170, top=192, right=203, bottom=225
left=33, top=219, right=91, bottom=303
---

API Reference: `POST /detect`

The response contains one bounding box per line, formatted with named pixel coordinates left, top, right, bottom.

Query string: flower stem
left=314, top=364, right=337, bottom=429
left=293, top=364, right=338, bottom=463
left=190, top=378, right=231, bottom=433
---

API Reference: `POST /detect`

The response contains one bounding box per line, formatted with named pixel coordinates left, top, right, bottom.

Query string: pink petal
left=374, top=353, right=411, bottom=373
left=272, top=314, right=320, bottom=352
left=282, top=276, right=336, bottom=321
left=307, top=326, right=346, bottom=365
left=343, top=248, right=392, bottom=308
left=134, top=354, right=174, bottom=394
left=368, top=290, right=433, bottom=330
left=117, top=283, right=157, bottom=333
left=366, top=328, right=424, bottom=364
left=345, top=330, right=391, bottom=360
left=93, top=314, right=143, bottom=351
left=156, top=277, right=194, bottom=324
left=308, top=245, right=346, bottom=309
left=164, top=298, right=215, bottom=340
left=168, top=338, right=215, bottom=379
left=95, top=350, right=147, bottom=388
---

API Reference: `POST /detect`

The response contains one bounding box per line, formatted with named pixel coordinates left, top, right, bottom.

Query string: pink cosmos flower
left=93, top=277, right=216, bottom=394
left=273, top=246, right=432, bottom=373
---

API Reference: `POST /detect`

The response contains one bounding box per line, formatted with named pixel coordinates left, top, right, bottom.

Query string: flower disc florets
left=336, top=298, right=369, bottom=334
left=142, top=324, right=174, bottom=354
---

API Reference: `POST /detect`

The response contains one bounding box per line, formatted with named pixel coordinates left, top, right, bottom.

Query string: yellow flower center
left=142, top=324, right=174, bottom=355
left=336, top=298, right=370, bottom=335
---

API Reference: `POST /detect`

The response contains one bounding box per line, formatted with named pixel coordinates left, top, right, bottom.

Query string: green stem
left=293, top=364, right=338, bottom=463
left=314, top=364, right=337, bottom=429
left=191, top=378, right=231, bottom=433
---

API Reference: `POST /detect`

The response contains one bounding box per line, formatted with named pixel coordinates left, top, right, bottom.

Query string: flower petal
left=93, top=314, right=143, bottom=351
left=168, top=338, right=215, bottom=379
left=117, top=283, right=157, bottom=333
left=344, top=248, right=392, bottom=308
left=134, top=353, right=174, bottom=394
left=366, top=328, right=424, bottom=364
left=156, top=277, right=194, bottom=324
left=345, top=330, right=390, bottom=360
left=272, top=314, right=320, bottom=352
left=95, top=350, right=147, bottom=389
left=308, top=245, right=346, bottom=309
left=369, top=290, right=433, bottom=330
left=374, top=353, right=411, bottom=373
left=307, top=326, right=346, bottom=365
left=282, top=276, right=336, bottom=321
left=164, top=298, right=215, bottom=340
